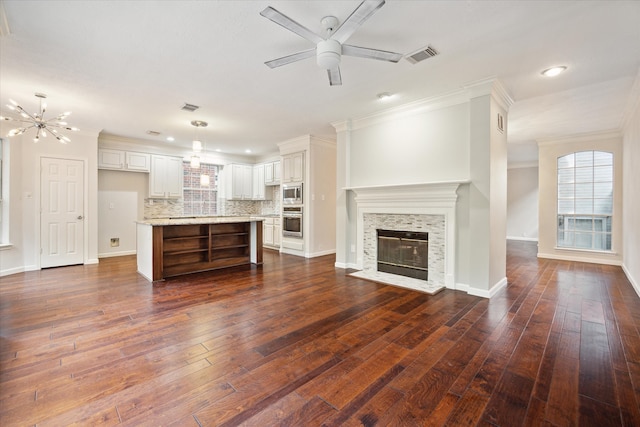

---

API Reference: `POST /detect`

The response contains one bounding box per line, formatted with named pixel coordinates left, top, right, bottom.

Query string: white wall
left=0, top=123, right=99, bottom=275
left=349, top=103, right=470, bottom=187
left=507, top=166, right=539, bottom=241
left=622, top=74, right=640, bottom=296
left=537, top=132, right=623, bottom=265
left=0, top=136, right=24, bottom=276
left=98, top=170, right=147, bottom=257
left=334, top=81, right=512, bottom=297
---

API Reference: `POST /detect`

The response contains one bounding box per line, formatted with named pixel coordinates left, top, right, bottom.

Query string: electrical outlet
left=350, top=244, right=356, bottom=253
left=110, top=238, right=119, bottom=247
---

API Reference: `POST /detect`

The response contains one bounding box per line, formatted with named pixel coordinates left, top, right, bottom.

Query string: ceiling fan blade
left=342, top=44, right=403, bottom=63
left=260, top=6, right=324, bottom=44
left=328, top=68, right=342, bottom=86
left=330, top=0, right=385, bottom=44
left=265, top=48, right=316, bottom=68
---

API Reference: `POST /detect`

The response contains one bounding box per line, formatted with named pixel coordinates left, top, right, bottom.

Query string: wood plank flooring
left=1, top=241, right=639, bottom=426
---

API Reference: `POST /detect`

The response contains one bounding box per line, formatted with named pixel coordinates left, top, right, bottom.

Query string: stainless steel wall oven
left=282, top=206, right=303, bottom=237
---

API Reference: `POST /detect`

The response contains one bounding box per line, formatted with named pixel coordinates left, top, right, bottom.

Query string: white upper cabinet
left=281, top=152, right=304, bottom=183
left=149, top=155, right=183, bottom=198
left=264, top=160, right=281, bottom=186
left=226, top=164, right=253, bottom=200
left=98, top=148, right=150, bottom=172
left=253, top=164, right=267, bottom=200
left=125, top=151, right=151, bottom=172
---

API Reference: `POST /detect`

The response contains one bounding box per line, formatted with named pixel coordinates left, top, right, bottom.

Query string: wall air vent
left=405, top=45, right=438, bottom=64
left=146, top=130, right=161, bottom=136
left=181, top=103, right=200, bottom=112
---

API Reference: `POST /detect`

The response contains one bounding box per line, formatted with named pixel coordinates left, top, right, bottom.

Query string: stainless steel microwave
left=282, top=183, right=302, bottom=205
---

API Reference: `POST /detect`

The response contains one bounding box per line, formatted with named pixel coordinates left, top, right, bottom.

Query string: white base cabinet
left=263, top=217, right=281, bottom=248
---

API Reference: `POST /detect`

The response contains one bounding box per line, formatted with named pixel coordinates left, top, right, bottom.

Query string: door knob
left=77, top=215, right=83, bottom=220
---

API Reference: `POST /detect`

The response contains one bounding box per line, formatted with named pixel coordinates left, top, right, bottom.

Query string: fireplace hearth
left=377, top=229, right=428, bottom=280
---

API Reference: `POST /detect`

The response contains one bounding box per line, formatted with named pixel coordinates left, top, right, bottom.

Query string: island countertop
left=137, top=216, right=264, bottom=226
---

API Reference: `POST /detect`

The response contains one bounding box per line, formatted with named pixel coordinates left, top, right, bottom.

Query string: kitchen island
left=136, top=217, right=263, bottom=281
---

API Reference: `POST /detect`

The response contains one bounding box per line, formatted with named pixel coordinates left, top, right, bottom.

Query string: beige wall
left=537, top=132, right=623, bottom=265
left=507, top=166, right=539, bottom=241
left=622, top=76, right=640, bottom=295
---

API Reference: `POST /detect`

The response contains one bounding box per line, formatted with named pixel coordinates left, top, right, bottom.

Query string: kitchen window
left=183, top=161, right=219, bottom=216
left=557, top=150, right=613, bottom=251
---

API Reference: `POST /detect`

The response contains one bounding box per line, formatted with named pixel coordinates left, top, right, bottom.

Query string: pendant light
left=190, top=120, right=207, bottom=169
left=190, top=120, right=209, bottom=186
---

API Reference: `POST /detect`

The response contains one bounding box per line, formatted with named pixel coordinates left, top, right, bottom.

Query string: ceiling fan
left=260, top=0, right=403, bottom=86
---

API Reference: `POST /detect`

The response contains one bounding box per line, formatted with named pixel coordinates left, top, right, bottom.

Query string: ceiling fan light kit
left=316, top=39, right=342, bottom=69
left=261, top=0, right=402, bottom=86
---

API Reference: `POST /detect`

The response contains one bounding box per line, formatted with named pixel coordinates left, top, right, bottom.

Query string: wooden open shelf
left=152, top=221, right=261, bottom=280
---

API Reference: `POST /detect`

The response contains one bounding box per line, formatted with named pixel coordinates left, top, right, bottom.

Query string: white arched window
left=557, top=151, right=613, bottom=251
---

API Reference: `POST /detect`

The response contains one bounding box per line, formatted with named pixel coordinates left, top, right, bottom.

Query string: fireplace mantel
left=346, top=180, right=468, bottom=204
left=348, top=180, right=467, bottom=291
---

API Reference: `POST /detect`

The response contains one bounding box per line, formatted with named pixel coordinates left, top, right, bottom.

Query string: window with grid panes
left=557, top=151, right=613, bottom=251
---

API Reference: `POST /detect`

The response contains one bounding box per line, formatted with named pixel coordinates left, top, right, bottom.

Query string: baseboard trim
left=538, top=252, right=622, bottom=266
left=98, top=250, right=136, bottom=259
left=305, top=249, right=336, bottom=259
left=622, top=263, right=640, bottom=299
left=335, top=262, right=359, bottom=269
left=0, top=266, right=25, bottom=277
left=455, top=276, right=508, bottom=299
left=507, top=236, right=539, bottom=242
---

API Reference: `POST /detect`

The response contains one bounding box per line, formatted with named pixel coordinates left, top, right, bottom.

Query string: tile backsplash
left=144, top=185, right=280, bottom=218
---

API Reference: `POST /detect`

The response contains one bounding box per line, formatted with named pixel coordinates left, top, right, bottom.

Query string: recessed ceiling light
left=215, top=149, right=221, bottom=152
left=377, top=92, right=393, bottom=101
left=245, top=149, right=252, bottom=154
left=166, top=136, right=174, bottom=142
left=541, top=66, right=567, bottom=77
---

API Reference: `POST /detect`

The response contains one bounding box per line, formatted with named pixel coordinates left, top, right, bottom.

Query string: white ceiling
left=1, top=0, right=639, bottom=163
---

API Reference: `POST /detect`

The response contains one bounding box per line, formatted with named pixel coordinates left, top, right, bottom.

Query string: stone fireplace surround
left=347, top=181, right=465, bottom=294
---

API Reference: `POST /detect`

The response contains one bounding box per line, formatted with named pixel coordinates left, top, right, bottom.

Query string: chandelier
left=1, top=93, right=79, bottom=143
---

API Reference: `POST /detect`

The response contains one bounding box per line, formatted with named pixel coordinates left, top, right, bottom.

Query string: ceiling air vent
left=405, top=45, right=438, bottom=64
left=146, top=130, right=161, bottom=136
left=181, top=103, right=199, bottom=112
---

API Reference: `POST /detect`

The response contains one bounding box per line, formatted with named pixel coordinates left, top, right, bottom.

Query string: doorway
left=40, top=157, right=85, bottom=268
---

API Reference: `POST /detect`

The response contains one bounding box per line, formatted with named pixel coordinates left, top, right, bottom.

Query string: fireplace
left=344, top=181, right=464, bottom=294
left=377, top=229, right=428, bottom=280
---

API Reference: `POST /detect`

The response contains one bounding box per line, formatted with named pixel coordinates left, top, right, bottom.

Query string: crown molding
left=536, top=130, right=622, bottom=146
left=331, top=78, right=513, bottom=134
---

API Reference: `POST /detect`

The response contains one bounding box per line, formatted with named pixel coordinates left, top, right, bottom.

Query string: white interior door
left=41, top=157, right=84, bottom=268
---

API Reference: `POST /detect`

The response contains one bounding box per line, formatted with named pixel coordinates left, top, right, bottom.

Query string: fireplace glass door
left=377, top=229, right=428, bottom=280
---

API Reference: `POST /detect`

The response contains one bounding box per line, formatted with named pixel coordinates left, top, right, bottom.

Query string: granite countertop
left=137, top=216, right=265, bottom=226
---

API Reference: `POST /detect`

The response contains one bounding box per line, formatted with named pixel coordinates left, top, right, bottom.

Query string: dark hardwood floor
left=1, top=241, right=639, bottom=426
